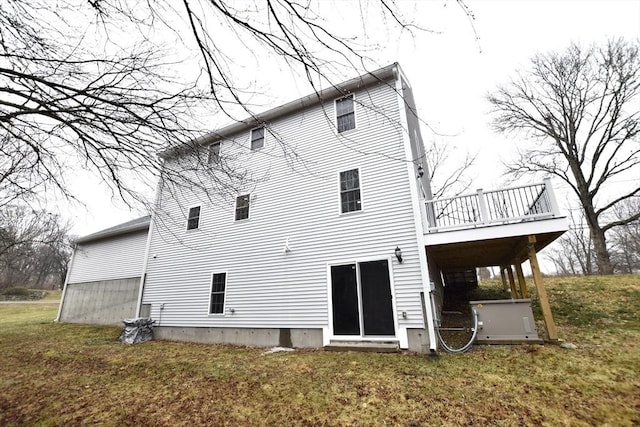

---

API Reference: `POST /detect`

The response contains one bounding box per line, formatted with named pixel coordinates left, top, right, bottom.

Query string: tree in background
left=0, top=207, right=71, bottom=289
left=609, top=197, right=640, bottom=273
left=489, top=39, right=640, bottom=275
left=0, top=0, right=474, bottom=210
left=425, top=137, right=477, bottom=199
left=545, top=212, right=597, bottom=276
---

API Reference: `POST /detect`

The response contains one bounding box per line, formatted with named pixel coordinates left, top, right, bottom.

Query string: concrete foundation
left=58, top=277, right=140, bottom=325
left=407, top=328, right=431, bottom=353
left=154, top=326, right=324, bottom=348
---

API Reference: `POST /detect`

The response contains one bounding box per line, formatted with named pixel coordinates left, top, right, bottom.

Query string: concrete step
left=325, top=341, right=399, bottom=353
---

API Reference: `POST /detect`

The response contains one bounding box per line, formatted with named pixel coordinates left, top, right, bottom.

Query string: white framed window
left=339, top=168, right=362, bottom=213
left=207, top=142, right=221, bottom=164
left=235, top=194, right=250, bottom=221
left=251, top=127, right=265, bottom=150
left=186, top=206, right=201, bottom=230
left=336, top=94, right=355, bottom=133
left=209, top=272, right=227, bottom=314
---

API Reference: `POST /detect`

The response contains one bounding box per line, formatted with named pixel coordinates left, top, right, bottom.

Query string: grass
left=1, top=276, right=639, bottom=426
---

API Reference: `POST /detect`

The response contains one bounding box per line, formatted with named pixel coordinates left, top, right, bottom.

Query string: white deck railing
left=423, top=178, right=561, bottom=232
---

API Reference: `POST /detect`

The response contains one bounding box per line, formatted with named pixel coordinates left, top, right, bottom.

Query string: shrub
left=1, top=287, right=31, bottom=296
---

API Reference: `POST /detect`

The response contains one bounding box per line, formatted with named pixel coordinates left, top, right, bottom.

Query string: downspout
left=55, top=243, right=77, bottom=322
left=135, top=179, right=163, bottom=318
left=135, top=216, right=154, bottom=318
left=394, top=67, right=438, bottom=353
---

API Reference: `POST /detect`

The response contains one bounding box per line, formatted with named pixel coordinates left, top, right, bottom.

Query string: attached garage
left=57, top=216, right=150, bottom=325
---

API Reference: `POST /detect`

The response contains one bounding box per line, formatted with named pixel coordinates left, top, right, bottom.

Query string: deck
left=422, top=178, right=568, bottom=269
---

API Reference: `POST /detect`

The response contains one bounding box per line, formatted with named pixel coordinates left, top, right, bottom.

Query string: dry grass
left=0, top=275, right=638, bottom=426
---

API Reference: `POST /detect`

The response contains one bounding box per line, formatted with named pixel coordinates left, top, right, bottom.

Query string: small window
left=340, top=169, right=361, bottom=213
left=235, top=194, right=250, bottom=221
left=209, top=272, right=226, bottom=314
left=187, top=206, right=201, bottom=230
left=251, top=127, right=264, bottom=150
left=208, top=143, right=220, bottom=164
left=336, top=95, right=355, bottom=133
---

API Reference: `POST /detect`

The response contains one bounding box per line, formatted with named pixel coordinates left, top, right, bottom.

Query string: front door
left=331, top=260, right=395, bottom=337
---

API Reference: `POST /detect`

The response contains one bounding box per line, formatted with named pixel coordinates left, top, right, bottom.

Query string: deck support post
left=527, top=235, right=558, bottom=341
left=506, top=265, right=518, bottom=299
left=514, top=263, right=528, bottom=298
left=499, top=266, right=508, bottom=292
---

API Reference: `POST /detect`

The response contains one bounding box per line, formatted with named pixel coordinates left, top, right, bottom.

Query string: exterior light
left=395, top=246, right=403, bottom=263
left=417, top=164, right=424, bottom=178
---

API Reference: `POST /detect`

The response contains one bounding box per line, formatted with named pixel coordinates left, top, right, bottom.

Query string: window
left=235, top=194, right=250, bottom=220
left=251, top=127, right=264, bottom=150
left=209, top=273, right=226, bottom=314
left=187, top=206, right=201, bottom=230
left=336, top=95, right=355, bottom=133
left=340, top=169, right=361, bottom=213
left=207, top=143, right=220, bottom=164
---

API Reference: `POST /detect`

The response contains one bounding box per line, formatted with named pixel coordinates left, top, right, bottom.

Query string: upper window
left=235, top=194, right=250, bottom=221
left=340, top=169, right=361, bottom=213
left=251, top=127, right=264, bottom=150
left=336, top=95, right=355, bottom=133
left=187, top=206, right=201, bottom=230
left=208, top=143, right=220, bottom=164
left=209, top=272, right=226, bottom=314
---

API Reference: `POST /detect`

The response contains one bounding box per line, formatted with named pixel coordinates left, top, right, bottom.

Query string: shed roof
left=74, top=215, right=151, bottom=244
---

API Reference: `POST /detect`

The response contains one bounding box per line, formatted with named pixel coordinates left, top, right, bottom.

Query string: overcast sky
left=66, top=0, right=640, bottom=237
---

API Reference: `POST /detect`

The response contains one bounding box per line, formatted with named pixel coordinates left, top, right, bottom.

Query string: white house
left=59, top=63, right=567, bottom=353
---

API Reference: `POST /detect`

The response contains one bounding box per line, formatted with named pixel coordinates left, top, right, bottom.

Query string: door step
left=325, top=341, right=399, bottom=353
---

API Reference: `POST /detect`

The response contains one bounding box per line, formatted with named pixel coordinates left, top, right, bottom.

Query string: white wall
left=67, top=230, right=148, bottom=284
left=143, top=77, right=429, bottom=333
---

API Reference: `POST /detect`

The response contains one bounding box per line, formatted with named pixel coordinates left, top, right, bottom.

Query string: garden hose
left=435, top=307, right=480, bottom=354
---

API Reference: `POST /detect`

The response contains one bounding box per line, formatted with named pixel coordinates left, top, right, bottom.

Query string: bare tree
left=609, top=197, right=640, bottom=273
left=425, top=137, right=476, bottom=199
left=545, top=211, right=596, bottom=276
left=0, top=207, right=71, bottom=289
left=488, top=39, right=640, bottom=274
left=1, top=1, right=476, bottom=211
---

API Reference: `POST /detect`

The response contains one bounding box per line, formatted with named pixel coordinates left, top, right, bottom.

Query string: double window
left=187, top=206, right=201, bottom=230
left=209, top=272, right=226, bottom=314
left=235, top=194, right=250, bottom=221
left=251, top=127, right=264, bottom=150
left=340, top=169, right=361, bottom=213
left=336, top=95, right=355, bottom=133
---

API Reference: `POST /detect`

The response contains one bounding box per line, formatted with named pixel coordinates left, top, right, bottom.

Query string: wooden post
left=527, top=235, right=558, bottom=341
left=506, top=265, right=518, bottom=299
left=499, top=266, right=508, bottom=292
left=514, top=263, right=528, bottom=298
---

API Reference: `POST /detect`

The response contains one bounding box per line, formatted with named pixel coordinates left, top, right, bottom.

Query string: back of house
left=139, top=63, right=436, bottom=351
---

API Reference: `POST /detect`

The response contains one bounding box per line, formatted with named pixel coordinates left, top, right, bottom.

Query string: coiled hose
left=436, top=307, right=480, bottom=354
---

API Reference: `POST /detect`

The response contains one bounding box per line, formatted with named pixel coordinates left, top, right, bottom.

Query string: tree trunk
left=582, top=201, right=614, bottom=275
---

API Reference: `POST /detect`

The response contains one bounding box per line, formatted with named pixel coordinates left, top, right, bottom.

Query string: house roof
left=74, top=215, right=151, bottom=244
left=162, top=62, right=401, bottom=158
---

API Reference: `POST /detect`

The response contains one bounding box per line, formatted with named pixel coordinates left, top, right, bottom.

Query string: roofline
left=161, top=63, right=400, bottom=158
left=73, top=216, right=151, bottom=244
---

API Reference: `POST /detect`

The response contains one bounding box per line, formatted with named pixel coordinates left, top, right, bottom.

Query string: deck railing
left=423, top=178, right=561, bottom=232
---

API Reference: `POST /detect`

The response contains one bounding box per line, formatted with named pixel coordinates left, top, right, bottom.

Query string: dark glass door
left=331, top=264, right=360, bottom=335
left=360, top=260, right=395, bottom=336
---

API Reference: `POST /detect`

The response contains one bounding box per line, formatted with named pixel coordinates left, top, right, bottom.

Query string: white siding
left=143, top=79, right=427, bottom=332
left=67, top=230, right=148, bottom=283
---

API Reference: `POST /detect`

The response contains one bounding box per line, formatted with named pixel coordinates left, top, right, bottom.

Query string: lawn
left=0, top=276, right=638, bottom=426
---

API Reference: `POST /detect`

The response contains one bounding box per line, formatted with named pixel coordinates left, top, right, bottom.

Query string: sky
left=65, top=0, right=640, bottom=237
